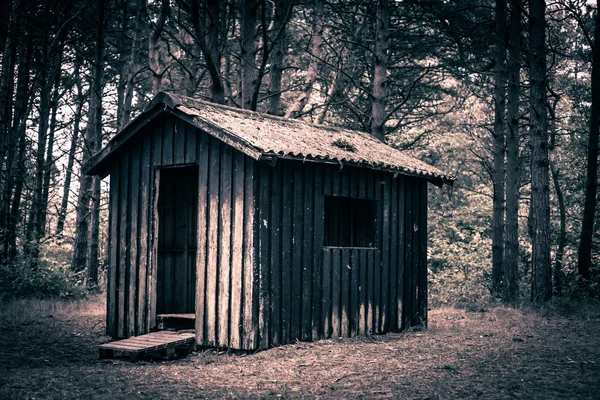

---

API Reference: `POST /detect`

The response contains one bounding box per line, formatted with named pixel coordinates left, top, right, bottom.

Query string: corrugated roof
left=85, top=92, right=454, bottom=185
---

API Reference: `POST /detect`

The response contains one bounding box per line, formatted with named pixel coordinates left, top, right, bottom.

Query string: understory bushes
left=0, top=241, right=90, bottom=299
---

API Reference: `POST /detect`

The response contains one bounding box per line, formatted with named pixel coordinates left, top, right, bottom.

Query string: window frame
left=322, top=194, right=379, bottom=249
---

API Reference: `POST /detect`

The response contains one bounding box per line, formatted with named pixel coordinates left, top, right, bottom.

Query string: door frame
left=149, top=163, right=199, bottom=328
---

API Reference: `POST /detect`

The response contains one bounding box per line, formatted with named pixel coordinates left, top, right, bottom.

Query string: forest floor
left=1, top=296, right=599, bottom=399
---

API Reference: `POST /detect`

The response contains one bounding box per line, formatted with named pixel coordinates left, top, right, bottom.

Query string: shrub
left=0, top=255, right=85, bottom=299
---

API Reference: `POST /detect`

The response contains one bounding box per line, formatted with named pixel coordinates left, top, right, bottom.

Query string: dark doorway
left=156, top=165, right=198, bottom=315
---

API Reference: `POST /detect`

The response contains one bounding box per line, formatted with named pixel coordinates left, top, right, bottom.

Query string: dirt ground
left=1, top=297, right=599, bottom=399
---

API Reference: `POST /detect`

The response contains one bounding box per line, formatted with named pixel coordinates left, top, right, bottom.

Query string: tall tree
left=548, top=93, right=565, bottom=296
left=529, top=0, right=552, bottom=303
left=72, top=0, right=106, bottom=275
left=492, top=0, right=507, bottom=295
left=576, top=0, right=600, bottom=283
left=285, top=0, right=324, bottom=118
left=370, top=0, right=390, bottom=141
left=268, top=0, right=293, bottom=115
left=190, top=0, right=225, bottom=104
left=503, top=0, right=521, bottom=303
left=149, top=0, right=169, bottom=95
left=56, top=79, right=85, bottom=235
left=240, top=0, right=259, bottom=110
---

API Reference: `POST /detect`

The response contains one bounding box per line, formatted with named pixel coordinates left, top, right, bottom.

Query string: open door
left=156, top=166, right=198, bottom=317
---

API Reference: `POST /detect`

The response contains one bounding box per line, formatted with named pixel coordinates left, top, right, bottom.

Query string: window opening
left=324, top=195, right=377, bottom=248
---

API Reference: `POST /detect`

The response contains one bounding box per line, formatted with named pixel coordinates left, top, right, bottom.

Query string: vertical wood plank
left=128, top=143, right=140, bottom=336
left=302, top=163, right=314, bottom=341
left=218, top=145, right=232, bottom=347
left=195, top=131, right=209, bottom=345
left=291, top=162, right=303, bottom=342
left=162, top=116, right=174, bottom=165
left=107, top=163, right=119, bottom=337
left=174, top=118, right=186, bottom=164
left=147, top=123, right=162, bottom=330
left=367, top=249, right=374, bottom=334
left=138, top=135, right=151, bottom=334
left=242, top=158, right=256, bottom=349
left=149, top=168, right=160, bottom=329
left=323, top=166, right=332, bottom=196
left=404, top=181, right=413, bottom=330
left=350, top=248, right=359, bottom=337
left=412, top=179, right=420, bottom=326
left=397, top=176, right=405, bottom=330
left=118, top=152, right=129, bottom=338
left=270, top=164, right=282, bottom=347
left=258, top=164, right=271, bottom=348
left=281, top=161, right=293, bottom=344
left=419, top=181, right=428, bottom=328
left=230, top=151, right=245, bottom=349
left=312, top=165, right=324, bottom=339
left=341, top=249, right=350, bottom=337
left=185, top=121, right=197, bottom=163
left=322, top=249, right=332, bottom=338
left=206, top=139, right=220, bottom=346
left=358, top=169, right=367, bottom=199
left=380, top=175, right=391, bottom=333
left=359, top=250, right=368, bottom=335
left=389, top=177, right=398, bottom=331
left=331, top=248, right=341, bottom=338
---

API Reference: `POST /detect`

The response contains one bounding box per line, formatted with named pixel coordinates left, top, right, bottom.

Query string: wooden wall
left=106, top=112, right=428, bottom=351
left=106, top=115, right=256, bottom=350
left=253, top=161, right=428, bottom=349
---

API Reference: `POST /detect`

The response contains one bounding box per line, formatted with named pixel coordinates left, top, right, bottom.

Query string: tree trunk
left=149, top=0, right=169, bottom=95
left=370, top=0, right=389, bottom=141
left=492, top=0, right=507, bottom=295
left=0, top=0, right=18, bottom=161
left=121, top=0, right=145, bottom=129
left=25, top=31, right=52, bottom=258
left=268, top=0, right=291, bottom=115
left=40, top=44, right=65, bottom=236
left=0, top=0, right=23, bottom=264
left=285, top=0, right=324, bottom=118
left=576, top=0, right=600, bottom=283
left=72, top=0, right=105, bottom=274
left=4, top=29, right=32, bottom=263
left=529, top=0, right=551, bottom=304
left=240, top=0, right=259, bottom=110
left=116, top=1, right=131, bottom=131
left=503, top=0, right=520, bottom=304
left=191, top=0, right=225, bottom=104
left=56, top=81, right=85, bottom=236
left=548, top=97, right=564, bottom=296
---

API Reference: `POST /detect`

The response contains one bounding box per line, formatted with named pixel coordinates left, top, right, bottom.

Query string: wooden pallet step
left=99, top=331, right=195, bottom=362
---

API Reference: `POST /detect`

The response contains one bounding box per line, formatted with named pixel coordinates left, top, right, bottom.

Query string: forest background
left=0, top=0, right=599, bottom=309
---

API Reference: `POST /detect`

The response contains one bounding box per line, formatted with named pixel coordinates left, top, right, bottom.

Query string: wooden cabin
left=84, top=92, right=454, bottom=350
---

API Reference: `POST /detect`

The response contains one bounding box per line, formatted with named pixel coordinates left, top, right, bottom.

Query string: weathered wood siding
left=106, top=115, right=256, bottom=350
left=254, top=161, right=427, bottom=349
left=106, top=113, right=428, bottom=351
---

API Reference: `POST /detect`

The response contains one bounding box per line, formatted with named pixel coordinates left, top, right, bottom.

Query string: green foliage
left=0, top=241, right=86, bottom=299
left=0, top=258, right=84, bottom=299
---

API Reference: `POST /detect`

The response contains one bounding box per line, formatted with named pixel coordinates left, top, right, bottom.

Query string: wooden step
left=99, top=331, right=195, bottom=362
left=156, top=313, right=195, bottom=330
